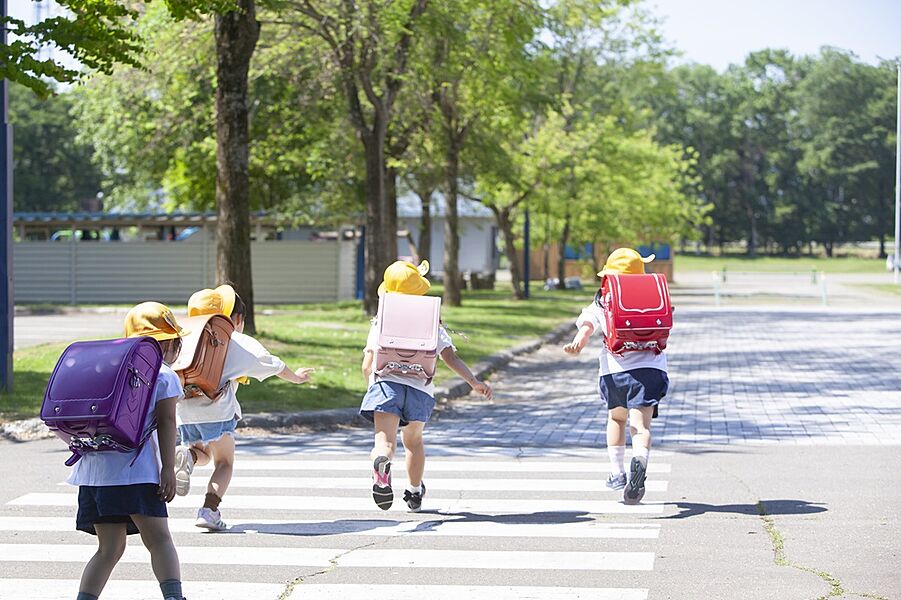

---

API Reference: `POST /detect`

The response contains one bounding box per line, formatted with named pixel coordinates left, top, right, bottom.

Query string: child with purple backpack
left=360, top=260, right=492, bottom=511
left=67, top=302, right=188, bottom=600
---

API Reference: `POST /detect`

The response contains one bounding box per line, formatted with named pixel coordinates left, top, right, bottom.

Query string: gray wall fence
left=13, top=240, right=357, bottom=305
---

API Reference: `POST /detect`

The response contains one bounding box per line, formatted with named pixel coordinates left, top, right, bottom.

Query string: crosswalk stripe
left=0, top=516, right=662, bottom=539
left=235, top=444, right=675, bottom=458
left=9, top=493, right=666, bottom=514
left=0, top=544, right=656, bottom=570
left=0, top=580, right=648, bottom=600
left=54, top=476, right=668, bottom=492
left=0, top=579, right=284, bottom=600
left=193, top=459, right=672, bottom=473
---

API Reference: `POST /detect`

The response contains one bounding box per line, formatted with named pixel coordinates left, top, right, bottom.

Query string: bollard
left=721, top=266, right=727, bottom=284
left=811, top=267, right=818, bottom=284
left=820, top=272, right=828, bottom=306
left=712, top=271, right=721, bottom=306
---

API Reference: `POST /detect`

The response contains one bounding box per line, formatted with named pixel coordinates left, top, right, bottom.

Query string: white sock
left=633, top=445, right=650, bottom=461
left=407, top=484, right=422, bottom=494
left=607, top=445, right=626, bottom=475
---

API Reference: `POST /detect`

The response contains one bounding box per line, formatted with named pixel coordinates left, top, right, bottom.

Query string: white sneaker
left=174, top=446, right=195, bottom=497
left=195, top=507, right=227, bottom=531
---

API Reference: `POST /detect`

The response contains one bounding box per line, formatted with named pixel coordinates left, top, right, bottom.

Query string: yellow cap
left=124, top=302, right=189, bottom=341
left=377, top=260, right=431, bottom=296
left=187, top=284, right=236, bottom=317
left=597, top=248, right=655, bottom=277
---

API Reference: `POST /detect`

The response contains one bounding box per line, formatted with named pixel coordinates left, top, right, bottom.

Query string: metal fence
left=13, top=240, right=357, bottom=304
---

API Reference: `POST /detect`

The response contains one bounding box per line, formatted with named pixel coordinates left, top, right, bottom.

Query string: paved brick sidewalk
left=421, top=306, right=901, bottom=447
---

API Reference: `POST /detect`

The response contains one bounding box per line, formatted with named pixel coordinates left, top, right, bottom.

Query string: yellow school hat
left=597, top=248, right=655, bottom=277
left=378, top=260, right=431, bottom=296
left=124, top=302, right=189, bottom=341
left=187, top=284, right=236, bottom=317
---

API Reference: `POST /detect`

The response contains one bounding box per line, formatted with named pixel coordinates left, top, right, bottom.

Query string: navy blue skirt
left=599, top=368, right=669, bottom=418
left=76, top=483, right=167, bottom=536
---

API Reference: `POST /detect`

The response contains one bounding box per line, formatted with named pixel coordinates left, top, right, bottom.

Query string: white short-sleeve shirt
left=365, top=320, right=455, bottom=397
left=176, top=331, right=286, bottom=425
left=67, top=363, right=184, bottom=487
left=577, top=302, right=668, bottom=377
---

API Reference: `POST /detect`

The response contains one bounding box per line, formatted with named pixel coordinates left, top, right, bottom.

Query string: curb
left=1, top=321, right=576, bottom=440
left=236, top=320, right=575, bottom=430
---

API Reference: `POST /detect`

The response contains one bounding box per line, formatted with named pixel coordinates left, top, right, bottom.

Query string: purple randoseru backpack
left=40, top=337, right=162, bottom=466
left=375, top=294, right=442, bottom=384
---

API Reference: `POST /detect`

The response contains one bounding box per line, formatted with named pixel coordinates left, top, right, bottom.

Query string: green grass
left=676, top=254, right=886, bottom=274
left=860, top=283, right=901, bottom=296
left=0, top=285, right=589, bottom=421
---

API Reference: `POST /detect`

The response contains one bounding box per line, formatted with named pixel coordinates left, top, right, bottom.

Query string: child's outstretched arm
left=563, top=323, right=594, bottom=355
left=361, top=349, right=374, bottom=384
left=440, top=347, right=493, bottom=400
left=276, top=366, right=314, bottom=384
left=155, top=396, right=179, bottom=503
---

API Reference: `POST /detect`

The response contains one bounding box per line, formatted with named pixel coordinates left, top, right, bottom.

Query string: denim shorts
left=76, top=483, right=167, bottom=536
left=178, top=418, right=238, bottom=444
left=360, top=381, right=436, bottom=427
left=599, top=368, right=669, bottom=418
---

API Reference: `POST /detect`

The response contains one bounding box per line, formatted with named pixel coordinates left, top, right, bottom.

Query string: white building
left=397, top=193, right=498, bottom=276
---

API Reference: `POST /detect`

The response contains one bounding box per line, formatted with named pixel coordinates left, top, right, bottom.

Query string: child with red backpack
left=360, top=260, right=492, bottom=511
left=563, top=248, right=671, bottom=505
left=66, top=302, right=188, bottom=600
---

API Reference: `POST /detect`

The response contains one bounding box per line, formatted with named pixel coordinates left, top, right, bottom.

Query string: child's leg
left=131, top=515, right=181, bottom=598
left=205, top=435, right=235, bottom=499
left=628, top=406, right=655, bottom=460
left=78, top=523, right=128, bottom=597
left=400, top=422, right=426, bottom=487
left=607, top=407, right=628, bottom=475
left=189, top=443, right=211, bottom=467
left=371, top=412, right=401, bottom=461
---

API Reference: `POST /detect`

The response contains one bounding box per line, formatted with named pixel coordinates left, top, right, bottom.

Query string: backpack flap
left=172, top=314, right=234, bottom=399
left=376, top=294, right=441, bottom=380
left=603, top=274, right=673, bottom=353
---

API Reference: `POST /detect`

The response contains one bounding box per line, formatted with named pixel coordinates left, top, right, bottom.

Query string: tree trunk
left=443, top=142, right=462, bottom=306
left=415, top=184, right=433, bottom=266
left=494, top=207, right=524, bottom=300
left=214, top=0, right=260, bottom=333
left=386, top=165, right=399, bottom=263
left=362, top=127, right=390, bottom=315
left=556, top=212, right=570, bottom=289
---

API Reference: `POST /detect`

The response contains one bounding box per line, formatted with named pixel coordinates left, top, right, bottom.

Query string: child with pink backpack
left=64, top=302, right=188, bottom=600
left=360, top=260, right=492, bottom=511
left=564, top=248, right=671, bottom=505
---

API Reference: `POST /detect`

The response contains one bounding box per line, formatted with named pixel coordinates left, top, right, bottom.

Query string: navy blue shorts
left=76, top=483, right=167, bottom=536
left=599, top=368, right=669, bottom=418
left=360, top=381, right=436, bottom=427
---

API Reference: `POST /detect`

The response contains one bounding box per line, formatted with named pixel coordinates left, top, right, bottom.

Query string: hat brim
left=596, top=253, right=656, bottom=277
left=378, top=278, right=431, bottom=296
left=139, top=328, right=189, bottom=342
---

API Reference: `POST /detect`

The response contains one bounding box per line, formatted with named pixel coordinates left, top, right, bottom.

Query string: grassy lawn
left=0, top=285, right=589, bottom=422
left=676, top=254, right=886, bottom=274
left=860, top=283, right=901, bottom=296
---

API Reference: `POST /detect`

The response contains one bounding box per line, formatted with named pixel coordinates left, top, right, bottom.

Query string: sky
left=8, top=0, right=901, bottom=71
left=651, top=0, right=901, bottom=70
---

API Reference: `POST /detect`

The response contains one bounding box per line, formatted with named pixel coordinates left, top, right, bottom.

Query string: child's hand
left=293, top=367, right=314, bottom=384
left=158, top=469, right=176, bottom=503
left=563, top=338, right=587, bottom=354
left=472, top=380, right=493, bottom=401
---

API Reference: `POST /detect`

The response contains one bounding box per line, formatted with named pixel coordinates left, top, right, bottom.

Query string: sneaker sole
left=195, top=520, right=227, bottom=532
left=406, top=483, right=426, bottom=512
left=623, top=457, right=647, bottom=505
left=372, top=457, right=393, bottom=510
left=174, top=448, right=194, bottom=497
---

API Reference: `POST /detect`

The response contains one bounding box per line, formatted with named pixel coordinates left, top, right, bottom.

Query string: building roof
left=397, top=193, right=494, bottom=219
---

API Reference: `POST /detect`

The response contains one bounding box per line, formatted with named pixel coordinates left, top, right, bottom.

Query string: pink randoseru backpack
left=40, top=337, right=162, bottom=466
left=375, top=294, right=442, bottom=383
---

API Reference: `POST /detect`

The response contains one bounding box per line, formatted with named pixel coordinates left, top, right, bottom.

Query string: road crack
left=276, top=538, right=385, bottom=600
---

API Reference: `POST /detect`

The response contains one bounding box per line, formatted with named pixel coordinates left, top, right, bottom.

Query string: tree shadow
left=662, top=499, right=827, bottom=520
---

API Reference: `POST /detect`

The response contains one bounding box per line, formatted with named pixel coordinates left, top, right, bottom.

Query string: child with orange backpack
left=360, top=260, right=492, bottom=511
left=172, top=285, right=314, bottom=531
left=564, top=248, right=671, bottom=505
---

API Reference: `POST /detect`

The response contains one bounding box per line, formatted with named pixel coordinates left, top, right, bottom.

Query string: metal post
left=523, top=208, right=530, bottom=299
left=355, top=226, right=365, bottom=300
left=894, top=63, right=901, bottom=285
left=0, top=0, right=13, bottom=392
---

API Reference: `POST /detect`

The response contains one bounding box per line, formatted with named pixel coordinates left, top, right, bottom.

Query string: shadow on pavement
left=662, top=499, right=827, bottom=520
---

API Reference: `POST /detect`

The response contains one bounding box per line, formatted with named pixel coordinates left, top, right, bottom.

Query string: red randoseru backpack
left=601, top=273, right=673, bottom=355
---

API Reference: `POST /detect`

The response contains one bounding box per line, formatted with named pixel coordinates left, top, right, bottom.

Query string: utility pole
left=1, top=0, right=13, bottom=391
